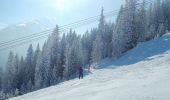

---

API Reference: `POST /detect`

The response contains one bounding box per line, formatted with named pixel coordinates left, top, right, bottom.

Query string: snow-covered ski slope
left=10, top=34, right=170, bottom=100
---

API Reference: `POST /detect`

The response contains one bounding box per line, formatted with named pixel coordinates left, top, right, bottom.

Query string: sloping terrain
left=10, top=33, right=170, bottom=100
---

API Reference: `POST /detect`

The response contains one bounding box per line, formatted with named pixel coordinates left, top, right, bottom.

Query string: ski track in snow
left=10, top=34, right=170, bottom=100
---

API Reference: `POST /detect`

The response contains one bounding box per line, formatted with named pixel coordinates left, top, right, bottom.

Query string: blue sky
left=0, top=0, right=124, bottom=26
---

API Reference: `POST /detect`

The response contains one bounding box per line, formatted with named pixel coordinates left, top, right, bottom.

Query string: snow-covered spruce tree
left=91, top=8, right=114, bottom=63
left=57, top=33, right=66, bottom=80
left=50, top=26, right=65, bottom=84
left=17, top=56, right=25, bottom=93
left=146, top=3, right=156, bottom=40
left=25, top=80, right=33, bottom=93
left=76, top=35, right=86, bottom=68
left=70, top=35, right=82, bottom=74
left=151, top=0, right=168, bottom=38
left=112, top=0, right=146, bottom=57
left=157, top=23, right=166, bottom=37
left=162, top=0, right=170, bottom=31
left=136, top=0, right=147, bottom=42
left=36, top=38, right=60, bottom=88
left=35, top=25, right=62, bottom=88
left=24, top=44, right=34, bottom=92
left=145, top=2, right=165, bottom=40
left=0, top=91, right=6, bottom=100
left=98, top=7, right=107, bottom=58
left=63, top=31, right=73, bottom=80
left=35, top=40, right=50, bottom=89
left=34, top=45, right=43, bottom=90
left=98, top=7, right=105, bottom=35
left=112, top=0, right=141, bottom=57
left=112, top=5, right=127, bottom=58
left=3, top=51, right=16, bottom=94
left=104, top=22, right=114, bottom=57
left=154, top=0, right=164, bottom=29
left=91, top=35, right=104, bottom=63
left=81, top=31, right=91, bottom=67
left=32, top=44, right=40, bottom=86
left=88, top=28, right=98, bottom=63
left=14, top=88, right=19, bottom=97
left=123, top=0, right=138, bottom=50
left=12, top=54, right=19, bottom=92
left=63, top=30, right=81, bottom=80
left=0, top=67, right=3, bottom=91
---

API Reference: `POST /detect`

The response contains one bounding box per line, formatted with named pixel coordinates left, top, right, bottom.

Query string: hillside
left=10, top=33, right=170, bottom=100
left=0, top=18, right=56, bottom=68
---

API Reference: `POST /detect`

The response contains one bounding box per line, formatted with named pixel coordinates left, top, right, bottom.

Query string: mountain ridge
left=0, top=18, right=56, bottom=68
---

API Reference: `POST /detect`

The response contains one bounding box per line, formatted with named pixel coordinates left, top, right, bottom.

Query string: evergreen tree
left=34, top=50, right=43, bottom=90
left=112, top=5, right=127, bottom=57
left=98, top=7, right=106, bottom=58
left=34, top=41, right=49, bottom=89
left=104, top=22, right=114, bottom=57
left=50, top=25, right=63, bottom=84
left=12, top=54, right=19, bottom=92
left=0, top=68, right=3, bottom=91
left=98, top=7, right=105, bottom=32
left=136, top=0, right=147, bottom=42
left=146, top=4, right=156, bottom=40
left=17, top=56, right=25, bottom=91
left=63, top=30, right=80, bottom=80
left=3, top=51, right=14, bottom=93
left=163, top=0, right=170, bottom=31
left=124, top=0, right=138, bottom=50
left=24, top=44, right=34, bottom=92
left=0, top=91, right=6, bottom=100
left=91, top=35, right=103, bottom=63
left=32, top=44, right=40, bottom=86
left=14, top=88, right=19, bottom=97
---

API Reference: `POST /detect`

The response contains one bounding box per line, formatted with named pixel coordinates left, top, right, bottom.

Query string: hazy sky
left=0, top=0, right=124, bottom=26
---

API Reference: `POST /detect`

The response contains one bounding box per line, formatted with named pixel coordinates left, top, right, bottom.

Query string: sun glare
left=56, top=0, right=69, bottom=11
left=50, top=0, right=81, bottom=13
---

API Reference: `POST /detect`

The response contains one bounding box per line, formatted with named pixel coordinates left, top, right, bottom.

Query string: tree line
left=1, top=0, right=170, bottom=99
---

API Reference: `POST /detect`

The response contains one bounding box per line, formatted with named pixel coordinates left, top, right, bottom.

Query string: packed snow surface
left=10, top=34, right=170, bottom=100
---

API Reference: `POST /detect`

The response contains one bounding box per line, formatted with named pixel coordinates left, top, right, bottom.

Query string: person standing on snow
left=79, top=66, right=83, bottom=79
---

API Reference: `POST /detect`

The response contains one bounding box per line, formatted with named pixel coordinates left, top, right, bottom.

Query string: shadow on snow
left=97, top=34, right=170, bottom=69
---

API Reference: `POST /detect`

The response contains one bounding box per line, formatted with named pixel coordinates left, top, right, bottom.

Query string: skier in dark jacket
left=79, top=66, right=83, bottom=79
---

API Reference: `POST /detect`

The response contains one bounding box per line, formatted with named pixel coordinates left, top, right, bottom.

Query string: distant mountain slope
left=10, top=33, right=170, bottom=100
left=0, top=23, right=7, bottom=30
left=0, top=18, right=56, bottom=68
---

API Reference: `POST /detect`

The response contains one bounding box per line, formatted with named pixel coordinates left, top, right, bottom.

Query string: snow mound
left=10, top=33, right=170, bottom=100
